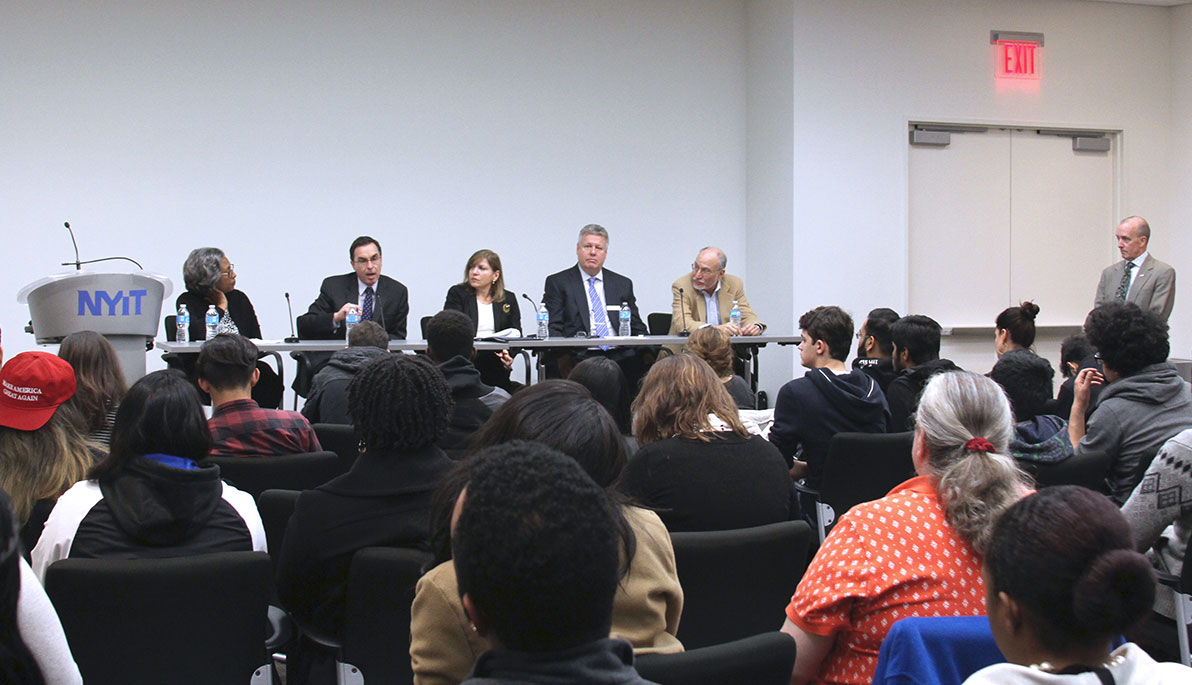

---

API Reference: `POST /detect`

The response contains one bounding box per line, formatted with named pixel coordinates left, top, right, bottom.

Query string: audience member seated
left=994, top=301, right=1042, bottom=358
left=58, top=330, right=126, bottom=448
left=1069, top=303, right=1192, bottom=504
left=769, top=306, right=889, bottom=488
left=686, top=326, right=756, bottom=410
left=452, top=442, right=653, bottom=684
left=1121, top=428, right=1192, bottom=663
left=425, top=310, right=510, bottom=454
left=0, top=352, right=94, bottom=556
left=885, top=314, right=961, bottom=432
left=411, top=380, right=683, bottom=685
left=567, top=357, right=637, bottom=454
left=619, top=355, right=791, bottom=532
left=990, top=349, right=1072, bottom=465
left=442, top=249, right=523, bottom=392
left=782, top=371, right=1030, bottom=685
left=278, top=353, right=454, bottom=637
left=965, top=486, right=1191, bottom=684
left=852, top=307, right=900, bottom=392
left=176, top=247, right=282, bottom=407
left=198, top=334, right=321, bottom=458
left=31, top=370, right=266, bottom=581
left=300, top=321, right=389, bottom=425
left=0, top=487, right=82, bottom=684
left=1046, top=333, right=1098, bottom=419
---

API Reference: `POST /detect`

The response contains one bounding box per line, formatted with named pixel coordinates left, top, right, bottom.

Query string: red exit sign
left=997, top=41, right=1040, bottom=79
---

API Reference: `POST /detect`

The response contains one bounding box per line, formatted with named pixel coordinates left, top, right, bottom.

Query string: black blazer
left=176, top=289, right=262, bottom=341
left=543, top=265, right=647, bottom=338
left=296, top=273, right=408, bottom=340
left=442, top=283, right=523, bottom=336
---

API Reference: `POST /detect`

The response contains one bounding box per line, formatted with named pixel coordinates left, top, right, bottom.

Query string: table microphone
left=679, top=287, right=690, bottom=336
left=284, top=293, right=300, bottom=343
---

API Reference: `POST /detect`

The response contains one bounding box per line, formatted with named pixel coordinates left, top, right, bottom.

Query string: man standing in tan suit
left=669, top=247, right=765, bottom=336
left=1094, top=216, right=1176, bottom=321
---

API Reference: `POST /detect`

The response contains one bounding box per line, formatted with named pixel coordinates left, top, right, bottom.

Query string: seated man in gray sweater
left=301, top=321, right=389, bottom=425
left=1069, top=303, right=1192, bottom=503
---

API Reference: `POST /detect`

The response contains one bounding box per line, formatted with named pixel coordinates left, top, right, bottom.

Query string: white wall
left=1169, top=3, right=1192, bottom=361
left=787, top=0, right=1176, bottom=376
left=0, top=0, right=748, bottom=395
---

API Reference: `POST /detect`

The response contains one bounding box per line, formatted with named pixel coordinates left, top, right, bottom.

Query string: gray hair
left=1119, top=215, right=1150, bottom=239
left=182, top=247, right=225, bottom=294
left=698, top=246, right=727, bottom=270
left=578, top=224, right=609, bottom=244
left=915, top=370, right=1030, bottom=556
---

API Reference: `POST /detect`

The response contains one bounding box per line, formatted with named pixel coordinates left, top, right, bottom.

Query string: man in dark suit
left=1094, top=216, right=1176, bottom=322
left=297, top=236, right=409, bottom=340
left=542, top=224, right=648, bottom=383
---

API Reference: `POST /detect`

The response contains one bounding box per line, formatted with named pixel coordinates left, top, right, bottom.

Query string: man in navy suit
left=542, top=224, right=649, bottom=383
left=297, top=236, right=409, bottom=340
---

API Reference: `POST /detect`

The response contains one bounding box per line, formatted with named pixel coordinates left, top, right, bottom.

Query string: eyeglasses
left=691, top=264, right=719, bottom=277
left=1094, top=352, right=1102, bottom=360
left=221, top=264, right=235, bottom=276
left=353, top=254, right=382, bottom=266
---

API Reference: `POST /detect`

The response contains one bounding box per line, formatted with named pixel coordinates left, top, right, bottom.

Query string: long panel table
left=156, top=333, right=802, bottom=392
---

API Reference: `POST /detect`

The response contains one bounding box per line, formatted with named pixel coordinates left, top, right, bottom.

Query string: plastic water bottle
left=618, top=302, right=631, bottom=336
left=730, top=300, right=742, bottom=331
left=176, top=305, right=190, bottom=343
left=345, top=304, right=360, bottom=337
left=205, top=305, right=219, bottom=340
left=537, top=302, right=550, bottom=339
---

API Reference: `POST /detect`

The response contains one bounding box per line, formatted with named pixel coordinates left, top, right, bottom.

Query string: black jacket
left=297, top=273, right=408, bottom=340
left=437, top=356, right=510, bottom=453
left=443, top=283, right=523, bottom=335
left=176, top=288, right=262, bottom=341
left=886, top=358, right=962, bottom=432
left=301, top=346, right=389, bottom=424
left=852, top=356, right=898, bottom=393
left=543, top=266, right=647, bottom=338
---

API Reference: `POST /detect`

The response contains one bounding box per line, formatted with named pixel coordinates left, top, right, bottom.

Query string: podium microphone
left=60, top=220, right=143, bottom=269
left=284, top=292, right=300, bottom=343
left=678, top=287, right=690, bottom=337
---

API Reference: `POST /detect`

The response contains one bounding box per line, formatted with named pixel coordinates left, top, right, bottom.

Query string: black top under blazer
left=442, top=283, right=523, bottom=335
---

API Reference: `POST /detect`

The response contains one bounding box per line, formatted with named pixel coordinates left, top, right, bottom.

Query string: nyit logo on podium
left=77, top=289, right=149, bottom=316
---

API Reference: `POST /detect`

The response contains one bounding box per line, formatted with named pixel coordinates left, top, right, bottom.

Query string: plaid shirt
left=208, top=399, right=322, bottom=458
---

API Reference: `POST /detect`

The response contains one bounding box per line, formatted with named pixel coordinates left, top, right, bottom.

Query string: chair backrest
left=1029, top=449, right=1113, bottom=492
left=634, top=632, right=797, bottom=685
left=339, top=546, right=433, bottom=684
left=420, top=315, right=432, bottom=340
left=818, top=431, right=915, bottom=535
left=313, top=422, right=360, bottom=473
left=44, top=551, right=273, bottom=685
left=668, top=520, right=811, bottom=650
left=647, top=312, right=673, bottom=336
left=208, top=451, right=344, bottom=499
left=257, top=489, right=301, bottom=566
left=165, top=314, right=178, bottom=341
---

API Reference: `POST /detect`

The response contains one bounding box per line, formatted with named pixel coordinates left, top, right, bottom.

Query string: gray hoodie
left=1078, top=362, right=1192, bottom=503
left=301, top=346, right=388, bottom=425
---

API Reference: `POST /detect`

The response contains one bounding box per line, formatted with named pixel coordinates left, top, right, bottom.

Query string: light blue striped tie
left=588, top=276, right=611, bottom=350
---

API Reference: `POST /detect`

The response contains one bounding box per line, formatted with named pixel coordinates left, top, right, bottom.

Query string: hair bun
left=1020, top=301, right=1040, bottom=320
left=1072, top=549, right=1155, bottom=631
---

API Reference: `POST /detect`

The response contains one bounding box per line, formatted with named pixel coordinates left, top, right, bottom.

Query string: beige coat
left=409, top=506, right=684, bottom=685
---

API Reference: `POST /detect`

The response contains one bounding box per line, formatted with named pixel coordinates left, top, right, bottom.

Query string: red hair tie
left=965, top=437, right=995, bottom=453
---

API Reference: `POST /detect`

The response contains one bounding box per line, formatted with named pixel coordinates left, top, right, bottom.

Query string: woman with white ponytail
left=781, top=371, right=1033, bottom=685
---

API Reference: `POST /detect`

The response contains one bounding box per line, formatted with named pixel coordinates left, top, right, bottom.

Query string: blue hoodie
left=769, top=367, right=890, bottom=488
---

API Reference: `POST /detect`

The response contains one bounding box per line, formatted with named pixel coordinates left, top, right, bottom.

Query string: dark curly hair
left=425, top=310, right=475, bottom=362
left=798, top=306, right=853, bottom=362
left=989, top=350, right=1054, bottom=422
left=1083, top=303, right=1169, bottom=377
left=453, top=441, right=620, bottom=652
left=1059, top=334, right=1096, bottom=379
left=347, top=354, right=453, bottom=452
left=986, top=486, right=1155, bottom=654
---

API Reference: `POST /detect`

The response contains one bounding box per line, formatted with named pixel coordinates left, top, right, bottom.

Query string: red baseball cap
left=0, top=352, right=77, bottom=431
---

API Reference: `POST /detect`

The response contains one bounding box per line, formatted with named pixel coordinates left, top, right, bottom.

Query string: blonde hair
left=460, top=249, right=506, bottom=303
left=0, top=403, right=95, bottom=523
left=915, top=371, right=1031, bottom=555
left=686, top=326, right=734, bottom=378
left=632, top=355, right=748, bottom=445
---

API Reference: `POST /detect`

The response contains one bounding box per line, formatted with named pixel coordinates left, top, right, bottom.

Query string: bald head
left=691, top=247, right=727, bottom=294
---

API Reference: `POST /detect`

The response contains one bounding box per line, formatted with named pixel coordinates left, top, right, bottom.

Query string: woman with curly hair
left=277, top=353, right=454, bottom=639
left=619, top=354, right=791, bottom=532
left=57, top=330, right=126, bottom=448
left=965, top=486, right=1190, bottom=683
left=685, top=325, right=755, bottom=409
left=783, top=371, right=1030, bottom=685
